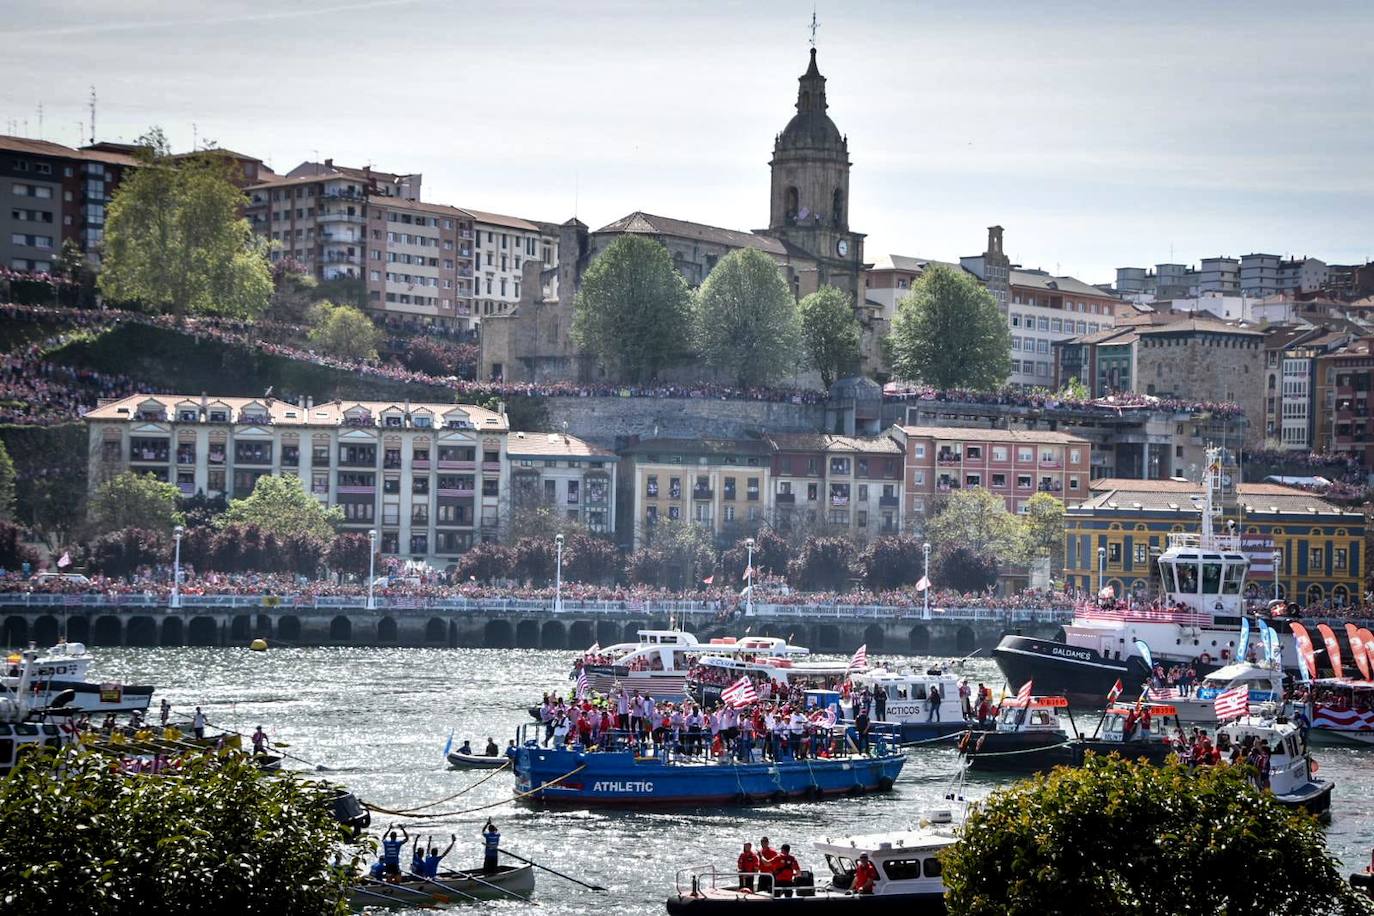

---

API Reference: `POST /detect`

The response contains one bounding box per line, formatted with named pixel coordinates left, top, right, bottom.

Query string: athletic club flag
left=1214, top=684, right=1249, bottom=722
left=847, top=644, right=868, bottom=672
left=576, top=669, right=590, bottom=700
left=720, top=675, right=759, bottom=709
left=1107, top=679, right=1123, bottom=702
left=915, top=575, right=931, bottom=592
left=57, top=551, right=71, bottom=569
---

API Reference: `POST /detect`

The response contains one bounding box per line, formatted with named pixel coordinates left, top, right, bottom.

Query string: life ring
left=1311, top=759, right=1319, bottom=774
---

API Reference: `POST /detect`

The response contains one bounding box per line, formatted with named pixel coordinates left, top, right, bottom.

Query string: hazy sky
left=2, top=0, right=1370, bottom=284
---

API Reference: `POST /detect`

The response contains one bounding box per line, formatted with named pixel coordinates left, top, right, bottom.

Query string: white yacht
left=1172, top=661, right=1285, bottom=724
left=1216, top=705, right=1333, bottom=818
left=3, top=641, right=153, bottom=714
left=579, top=630, right=810, bottom=701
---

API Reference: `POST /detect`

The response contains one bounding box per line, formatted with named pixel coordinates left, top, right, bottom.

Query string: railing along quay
left=0, top=593, right=1076, bottom=623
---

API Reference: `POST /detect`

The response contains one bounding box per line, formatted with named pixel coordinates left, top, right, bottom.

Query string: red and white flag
left=1146, top=686, right=1179, bottom=701
left=1214, top=684, right=1249, bottom=722
left=915, top=575, right=931, bottom=592
left=585, top=642, right=600, bottom=655
left=720, top=675, right=758, bottom=709
left=576, top=669, right=590, bottom=700
left=1107, top=678, right=1123, bottom=702
left=702, top=575, right=714, bottom=585
left=57, top=551, right=71, bottom=569
left=744, top=565, right=754, bottom=581
left=847, top=644, right=868, bottom=672
left=1015, top=680, right=1033, bottom=704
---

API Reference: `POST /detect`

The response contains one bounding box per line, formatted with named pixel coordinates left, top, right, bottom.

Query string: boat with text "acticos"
left=512, top=725, right=905, bottom=807
left=994, top=449, right=1290, bottom=705
left=845, top=668, right=969, bottom=743
left=578, top=631, right=812, bottom=702
left=665, top=812, right=956, bottom=915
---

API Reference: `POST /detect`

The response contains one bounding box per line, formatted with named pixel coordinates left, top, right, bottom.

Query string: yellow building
left=1065, top=479, right=1364, bottom=606
left=619, top=438, right=772, bottom=548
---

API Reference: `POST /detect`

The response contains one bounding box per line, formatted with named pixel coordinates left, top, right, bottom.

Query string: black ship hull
left=992, top=635, right=1149, bottom=706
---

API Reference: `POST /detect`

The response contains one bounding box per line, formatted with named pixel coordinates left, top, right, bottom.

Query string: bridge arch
left=33, top=614, right=61, bottom=647
left=955, top=625, right=977, bottom=655
left=160, top=616, right=184, bottom=646
left=187, top=617, right=219, bottom=646
left=256, top=614, right=274, bottom=638
left=813, top=625, right=840, bottom=652
left=862, top=625, right=886, bottom=653
left=92, top=615, right=122, bottom=646
left=516, top=620, right=540, bottom=648
left=908, top=625, right=930, bottom=654
left=377, top=617, right=398, bottom=644
left=277, top=616, right=301, bottom=643
left=329, top=616, right=352, bottom=643
left=540, top=620, right=567, bottom=650
left=623, top=622, right=647, bottom=643
left=484, top=619, right=514, bottom=648
left=425, top=617, right=447, bottom=644
left=596, top=621, right=620, bottom=647
left=127, top=616, right=157, bottom=647
left=230, top=615, right=253, bottom=643
left=3, top=616, right=27, bottom=646
left=66, top=615, right=89, bottom=644
left=568, top=620, right=594, bottom=649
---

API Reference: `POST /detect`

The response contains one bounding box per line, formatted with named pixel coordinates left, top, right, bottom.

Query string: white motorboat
left=579, top=630, right=811, bottom=701
left=845, top=668, right=967, bottom=742
left=690, top=652, right=853, bottom=706
left=0, top=648, right=77, bottom=774
left=3, top=641, right=153, bottom=714
left=1215, top=706, right=1333, bottom=818
left=1171, top=661, right=1285, bottom=724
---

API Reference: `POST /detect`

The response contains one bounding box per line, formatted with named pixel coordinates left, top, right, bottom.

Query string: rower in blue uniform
left=424, top=834, right=457, bottom=877
left=482, top=819, right=501, bottom=873
left=381, top=825, right=409, bottom=876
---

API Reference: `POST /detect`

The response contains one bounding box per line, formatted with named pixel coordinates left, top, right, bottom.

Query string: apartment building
left=467, top=210, right=559, bottom=324
left=364, top=199, right=475, bottom=329
left=765, top=434, right=903, bottom=539
left=619, top=438, right=772, bottom=548
left=1318, top=337, right=1374, bottom=473
left=85, top=394, right=509, bottom=564
left=1006, top=269, right=1121, bottom=387
left=1, top=135, right=139, bottom=271
left=507, top=431, right=618, bottom=537
left=866, top=227, right=1011, bottom=328
left=890, top=426, right=1091, bottom=523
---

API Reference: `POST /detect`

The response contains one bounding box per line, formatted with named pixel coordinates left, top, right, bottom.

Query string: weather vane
left=809, top=7, right=819, bottom=48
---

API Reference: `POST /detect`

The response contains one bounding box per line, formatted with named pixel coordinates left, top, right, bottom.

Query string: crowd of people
left=882, top=381, right=1246, bottom=418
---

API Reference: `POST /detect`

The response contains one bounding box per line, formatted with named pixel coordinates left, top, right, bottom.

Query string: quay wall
left=0, top=603, right=1061, bottom=656
left=538, top=396, right=828, bottom=447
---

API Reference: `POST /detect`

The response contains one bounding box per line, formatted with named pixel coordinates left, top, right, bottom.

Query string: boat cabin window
left=905, top=683, right=928, bottom=700
left=825, top=854, right=856, bottom=877
left=1201, top=562, right=1222, bottom=595
left=1222, top=562, right=1245, bottom=595
left=1176, top=562, right=1198, bottom=593
left=880, top=858, right=925, bottom=880
left=924, top=858, right=943, bottom=878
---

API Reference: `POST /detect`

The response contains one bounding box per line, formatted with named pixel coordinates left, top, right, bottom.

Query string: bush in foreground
left=0, top=748, right=361, bottom=915
left=942, top=754, right=1372, bottom=916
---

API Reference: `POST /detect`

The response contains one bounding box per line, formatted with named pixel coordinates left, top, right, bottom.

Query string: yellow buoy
left=249, top=638, right=268, bottom=652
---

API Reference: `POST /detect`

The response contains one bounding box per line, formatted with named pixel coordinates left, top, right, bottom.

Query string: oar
left=499, top=849, right=607, bottom=891
left=358, top=875, right=435, bottom=900
left=440, top=867, right=538, bottom=904
left=354, top=884, right=410, bottom=905
left=409, top=872, right=484, bottom=903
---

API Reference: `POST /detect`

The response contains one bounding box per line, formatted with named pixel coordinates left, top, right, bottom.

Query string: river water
left=91, top=647, right=1374, bottom=913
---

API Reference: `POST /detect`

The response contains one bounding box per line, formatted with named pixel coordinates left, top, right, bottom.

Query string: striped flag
left=1016, top=680, right=1033, bottom=704
left=1214, top=684, right=1249, bottom=722
left=720, top=675, right=759, bottom=709
left=1107, top=679, right=1123, bottom=702
left=1147, top=686, right=1179, bottom=701
left=576, top=669, right=590, bottom=699
left=847, top=644, right=868, bottom=673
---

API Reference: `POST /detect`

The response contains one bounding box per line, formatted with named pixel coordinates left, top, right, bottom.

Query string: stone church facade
left=479, top=48, right=878, bottom=384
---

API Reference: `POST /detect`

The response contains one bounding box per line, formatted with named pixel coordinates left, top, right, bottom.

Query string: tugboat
left=994, top=450, right=1276, bottom=705
left=1215, top=704, right=1333, bottom=819
left=3, top=641, right=154, bottom=714
left=512, top=725, right=905, bottom=807
left=665, top=812, right=956, bottom=914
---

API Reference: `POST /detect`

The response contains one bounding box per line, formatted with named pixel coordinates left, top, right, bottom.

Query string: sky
left=1, top=0, right=1370, bottom=285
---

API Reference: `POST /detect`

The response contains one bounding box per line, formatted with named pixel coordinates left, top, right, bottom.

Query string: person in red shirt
left=736, top=842, right=760, bottom=892
left=851, top=853, right=879, bottom=895
left=757, top=837, right=780, bottom=893
left=772, top=844, right=802, bottom=897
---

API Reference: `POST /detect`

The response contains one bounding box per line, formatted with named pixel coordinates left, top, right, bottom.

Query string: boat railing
left=674, top=865, right=771, bottom=897
left=1166, top=532, right=1241, bottom=551
left=1076, top=605, right=1214, bottom=627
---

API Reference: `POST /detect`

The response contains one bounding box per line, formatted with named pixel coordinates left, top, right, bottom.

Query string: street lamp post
left=366, top=529, right=378, bottom=611
left=1097, top=546, right=1107, bottom=598
left=922, top=541, right=931, bottom=620
left=554, top=533, right=564, bottom=613
left=171, top=525, right=184, bottom=610
left=744, top=537, right=755, bottom=616
left=1272, top=549, right=1283, bottom=603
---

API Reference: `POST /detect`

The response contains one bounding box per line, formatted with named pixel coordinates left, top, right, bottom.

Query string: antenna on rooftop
left=36, top=102, right=42, bottom=139
left=192, top=122, right=197, bottom=151
left=89, top=86, right=97, bottom=144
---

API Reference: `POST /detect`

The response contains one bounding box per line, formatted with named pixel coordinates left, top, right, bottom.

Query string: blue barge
left=513, top=743, right=906, bottom=807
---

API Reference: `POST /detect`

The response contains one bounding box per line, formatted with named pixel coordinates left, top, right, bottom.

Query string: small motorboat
left=666, top=813, right=955, bottom=914
left=351, top=863, right=535, bottom=910
left=959, top=695, right=1180, bottom=773
left=1171, top=661, right=1285, bottom=724
left=1215, top=708, right=1334, bottom=819
left=447, top=750, right=511, bottom=770
left=4, top=641, right=154, bottom=714
left=1305, top=677, right=1374, bottom=747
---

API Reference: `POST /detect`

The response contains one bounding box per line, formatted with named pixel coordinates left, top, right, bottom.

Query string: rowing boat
left=350, top=863, right=534, bottom=909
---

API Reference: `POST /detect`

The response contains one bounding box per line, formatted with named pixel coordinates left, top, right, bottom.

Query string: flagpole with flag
left=442, top=729, right=454, bottom=760
left=847, top=644, right=868, bottom=674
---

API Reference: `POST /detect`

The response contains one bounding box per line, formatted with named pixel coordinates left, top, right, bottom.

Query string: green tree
left=933, top=543, right=999, bottom=592
left=1021, top=491, right=1066, bottom=575
left=220, top=475, right=343, bottom=543
left=563, top=533, right=621, bottom=584
left=88, top=471, right=184, bottom=537
left=455, top=542, right=516, bottom=582
left=926, top=486, right=1024, bottom=565
left=0, top=748, right=360, bottom=914
left=788, top=536, right=856, bottom=591
left=88, top=527, right=169, bottom=577
left=325, top=531, right=375, bottom=577
left=638, top=519, right=717, bottom=590
left=941, top=755, right=1371, bottom=916
left=307, top=300, right=383, bottom=361
left=693, top=248, right=803, bottom=387
left=0, top=439, right=15, bottom=521
left=856, top=534, right=924, bottom=590
left=267, top=256, right=320, bottom=323
left=885, top=264, right=1010, bottom=389
left=571, top=235, right=693, bottom=382
left=99, top=129, right=272, bottom=318
left=799, top=285, right=862, bottom=388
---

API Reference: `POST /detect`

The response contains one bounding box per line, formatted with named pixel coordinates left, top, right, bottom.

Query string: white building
left=85, top=395, right=510, bottom=565
left=506, top=431, right=618, bottom=537
left=1007, top=269, right=1122, bottom=387
left=465, top=210, right=560, bottom=324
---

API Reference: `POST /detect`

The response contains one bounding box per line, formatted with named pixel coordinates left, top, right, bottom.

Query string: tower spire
left=809, top=7, right=819, bottom=49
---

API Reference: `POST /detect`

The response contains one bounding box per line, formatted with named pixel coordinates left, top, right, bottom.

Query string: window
left=991, top=446, right=1007, bottom=462
left=482, top=479, right=498, bottom=497
left=747, top=477, right=760, bottom=501
left=646, top=475, right=658, bottom=497
left=1108, top=543, right=1122, bottom=563
left=1134, top=544, right=1147, bottom=564
left=723, top=477, right=736, bottom=500
left=1310, top=547, right=1324, bottom=569
left=1335, top=548, right=1347, bottom=570
left=991, top=473, right=1006, bottom=487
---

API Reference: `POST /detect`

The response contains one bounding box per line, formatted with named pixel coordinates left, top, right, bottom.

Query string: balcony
left=336, top=485, right=376, bottom=495
left=692, top=487, right=713, bottom=500
left=459, top=229, right=474, bottom=240
left=830, top=496, right=850, bottom=507
left=437, top=459, right=475, bottom=470
left=412, top=459, right=431, bottom=470
left=234, top=451, right=272, bottom=466
left=482, top=462, right=502, bottom=473
left=338, top=456, right=376, bottom=469
left=130, top=450, right=169, bottom=463
left=437, top=487, right=476, bottom=498
left=318, top=210, right=364, bottom=224
left=177, top=482, right=195, bottom=496
left=176, top=452, right=196, bottom=466
left=936, top=454, right=961, bottom=465
left=1039, top=458, right=1062, bottom=468
left=775, top=492, right=796, bottom=504
left=879, top=495, right=899, bottom=507
left=320, top=189, right=365, bottom=201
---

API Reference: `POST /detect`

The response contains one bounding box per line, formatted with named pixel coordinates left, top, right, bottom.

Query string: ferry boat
left=845, top=668, right=969, bottom=743
left=0, top=649, right=76, bottom=774
left=666, top=816, right=955, bottom=914
left=1171, top=661, right=1286, bottom=724
left=512, top=727, right=905, bottom=807
left=3, top=641, right=154, bottom=714
left=580, top=631, right=810, bottom=702
left=960, top=695, right=1179, bottom=773
left=994, top=450, right=1284, bottom=705
left=1305, top=677, right=1374, bottom=747
left=1215, top=707, right=1333, bottom=818
left=690, top=654, right=853, bottom=707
